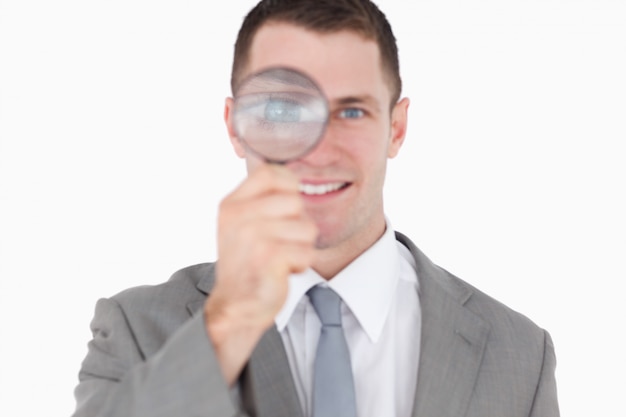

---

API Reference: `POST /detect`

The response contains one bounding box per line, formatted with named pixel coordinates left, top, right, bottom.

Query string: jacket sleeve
left=528, top=330, right=560, bottom=417
left=72, top=297, right=246, bottom=417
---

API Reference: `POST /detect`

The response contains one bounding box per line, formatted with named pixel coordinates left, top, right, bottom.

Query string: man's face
left=226, top=22, right=409, bottom=256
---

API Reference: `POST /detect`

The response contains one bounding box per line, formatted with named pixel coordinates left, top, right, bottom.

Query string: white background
left=1, top=0, right=624, bottom=415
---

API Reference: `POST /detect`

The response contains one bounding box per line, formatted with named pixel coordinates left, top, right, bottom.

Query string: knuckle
left=238, top=222, right=258, bottom=242
left=254, top=165, right=273, bottom=184
left=284, top=194, right=304, bottom=215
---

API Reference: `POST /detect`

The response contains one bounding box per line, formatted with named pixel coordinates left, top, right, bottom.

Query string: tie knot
left=307, top=286, right=343, bottom=326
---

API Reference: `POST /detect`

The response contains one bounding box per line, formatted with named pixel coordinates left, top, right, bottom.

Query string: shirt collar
left=275, top=219, right=400, bottom=343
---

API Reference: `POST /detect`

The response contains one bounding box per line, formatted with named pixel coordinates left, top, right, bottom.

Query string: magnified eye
left=233, top=88, right=328, bottom=157
left=265, top=98, right=302, bottom=123
left=236, top=92, right=326, bottom=129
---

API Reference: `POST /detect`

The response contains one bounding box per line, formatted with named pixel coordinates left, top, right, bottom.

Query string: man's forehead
left=247, top=22, right=380, bottom=69
left=245, top=23, right=386, bottom=87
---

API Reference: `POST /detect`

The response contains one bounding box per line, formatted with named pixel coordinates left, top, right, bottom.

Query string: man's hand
left=204, top=164, right=318, bottom=385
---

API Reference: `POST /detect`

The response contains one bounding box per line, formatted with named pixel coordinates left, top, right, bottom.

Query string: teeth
left=299, top=182, right=346, bottom=195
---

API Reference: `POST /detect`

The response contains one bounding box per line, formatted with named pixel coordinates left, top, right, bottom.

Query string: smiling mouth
left=299, top=182, right=350, bottom=196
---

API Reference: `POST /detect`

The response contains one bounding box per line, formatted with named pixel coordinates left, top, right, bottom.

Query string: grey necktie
left=307, top=286, right=358, bottom=417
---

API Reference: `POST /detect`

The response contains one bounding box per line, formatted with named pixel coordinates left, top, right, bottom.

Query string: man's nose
left=294, top=123, right=341, bottom=167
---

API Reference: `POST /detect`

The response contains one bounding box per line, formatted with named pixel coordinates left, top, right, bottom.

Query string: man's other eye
left=339, top=108, right=365, bottom=119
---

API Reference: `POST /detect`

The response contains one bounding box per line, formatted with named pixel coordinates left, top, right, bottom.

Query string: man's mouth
left=299, top=182, right=349, bottom=196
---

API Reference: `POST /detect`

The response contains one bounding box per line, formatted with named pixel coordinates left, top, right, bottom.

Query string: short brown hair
left=231, top=0, right=402, bottom=107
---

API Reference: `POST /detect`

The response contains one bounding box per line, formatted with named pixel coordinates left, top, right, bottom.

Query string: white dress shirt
left=275, top=221, right=421, bottom=417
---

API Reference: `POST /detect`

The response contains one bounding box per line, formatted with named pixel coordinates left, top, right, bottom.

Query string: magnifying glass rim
left=232, top=66, right=330, bottom=164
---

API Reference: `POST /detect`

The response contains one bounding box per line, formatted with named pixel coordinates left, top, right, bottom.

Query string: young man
left=73, top=1, right=559, bottom=416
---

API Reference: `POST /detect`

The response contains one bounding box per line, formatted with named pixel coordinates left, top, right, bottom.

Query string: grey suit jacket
left=73, top=232, right=559, bottom=417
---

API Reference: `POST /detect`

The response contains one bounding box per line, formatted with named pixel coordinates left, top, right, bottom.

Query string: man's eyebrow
left=331, top=95, right=382, bottom=112
left=234, top=68, right=322, bottom=96
left=242, top=69, right=319, bottom=92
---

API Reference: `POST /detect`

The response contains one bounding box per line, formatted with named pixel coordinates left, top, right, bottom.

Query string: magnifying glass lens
left=232, top=68, right=329, bottom=163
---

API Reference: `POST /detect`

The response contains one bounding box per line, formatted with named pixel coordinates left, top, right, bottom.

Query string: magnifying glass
left=232, top=67, right=329, bottom=164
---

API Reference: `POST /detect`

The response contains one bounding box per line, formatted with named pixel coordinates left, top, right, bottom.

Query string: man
left=73, top=1, right=559, bottom=416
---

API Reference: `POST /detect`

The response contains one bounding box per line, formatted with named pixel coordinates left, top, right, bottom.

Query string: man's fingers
left=220, top=192, right=306, bottom=225
left=248, top=217, right=318, bottom=245
left=258, top=241, right=317, bottom=282
left=219, top=217, right=317, bottom=270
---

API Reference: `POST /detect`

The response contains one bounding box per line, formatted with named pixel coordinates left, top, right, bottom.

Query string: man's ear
left=387, top=97, right=410, bottom=159
left=224, top=97, right=246, bottom=158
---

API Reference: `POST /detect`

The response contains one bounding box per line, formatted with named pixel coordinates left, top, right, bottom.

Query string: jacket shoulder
left=98, top=263, right=216, bottom=356
left=446, top=266, right=546, bottom=339
left=110, top=262, right=216, bottom=306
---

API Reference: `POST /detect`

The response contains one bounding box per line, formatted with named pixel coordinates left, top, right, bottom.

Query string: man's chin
left=314, top=232, right=342, bottom=250
left=314, top=236, right=333, bottom=250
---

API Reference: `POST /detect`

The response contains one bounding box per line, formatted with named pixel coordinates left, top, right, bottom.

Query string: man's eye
left=339, top=108, right=365, bottom=119
left=265, top=99, right=302, bottom=122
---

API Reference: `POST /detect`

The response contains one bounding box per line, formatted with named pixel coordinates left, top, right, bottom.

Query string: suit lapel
left=395, top=233, right=491, bottom=417
left=240, top=327, right=303, bottom=417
